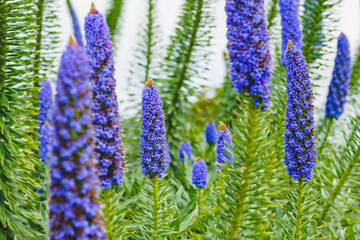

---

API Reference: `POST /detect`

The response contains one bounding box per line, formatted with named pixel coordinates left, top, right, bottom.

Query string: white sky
left=58, top=0, right=360, bottom=110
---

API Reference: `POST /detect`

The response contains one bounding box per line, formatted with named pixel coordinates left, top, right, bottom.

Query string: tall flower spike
left=67, top=0, right=84, bottom=48
left=284, top=40, right=316, bottom=182
left=279, top=0, right=303, bottom=64
left=179, top=140, right=192, bottom=163
left=192, top=157, right=208, bottom=188
left=85, top=3, right=125, bottom=189
left=38, top=79, right=54, bottom=164
left=140, top=79, right=168, bottom=179
left=216, top=122, right=234, bottom=170
left=225, top=0, right=272, bottom=110
left=49, top=37, right=106, bottom=239
left=325, top=33, right=351, bottom=119
left=205, top=121, right=217, bottom=144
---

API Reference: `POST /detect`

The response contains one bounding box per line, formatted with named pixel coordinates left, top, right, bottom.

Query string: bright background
left=58, top=0, right=360, bottom=111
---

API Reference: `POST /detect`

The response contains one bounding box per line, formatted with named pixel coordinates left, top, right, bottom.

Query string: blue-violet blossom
left=192, top=158, right=208, bottom=188
left=85, top=3, right=125, bottom=189
left=284, top=40, right=316, bottom=182
left=140, top=79, right=168, bottom=179
left=279, top=0, right=303, bottom=64
left=225, top=0, right=272, bottom=110
left=67, top=0, right=84, bottom=48
left=325, top=33, right=351, bottom=119
left=179, top=140, right=192, bottom=163
left=205, top=121, right=217, bottom=144
left=216, top=122, right=233, bottom=170
left=49, top=37, right=106, bottom=239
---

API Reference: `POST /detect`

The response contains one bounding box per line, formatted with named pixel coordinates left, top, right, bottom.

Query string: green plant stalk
left=317, top=118, right=334, bottom=157
left=152, top=176, right=160, bottom=239
left=166, top=0, right=204, bottom=139
left=227, top=101, right=258, bottom=239
left=197, top=188, right=202, bottom=214
left=103, top=189, right=114, bottom=239
left=294, top=179, right=304, bottom=240
left=144, top=0, right=155, bottom=83
left=34, top=0, right=44, bottom=100
left=0, top=0, right=8, bottom=87
left=267, top=0, right=278, bottom=31
left=320, top=147, right=360, bottom=222
left=106, top=0, right=125, bottom=42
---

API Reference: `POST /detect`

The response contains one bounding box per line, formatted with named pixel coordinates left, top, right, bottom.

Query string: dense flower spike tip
left=90, top=2, right=97, bottom=14
left=279, top=0, right=303, bottom=64
left=49, top=41, right=106, bottom=239
left=179, top=139, right=192, bottom=163
left=216, top=121, right=234, bottom=170
left=284, top=40, right=316, bottom=182
left=85, top=6, right=125, bottom=189
left=205, top=121, right=217, bottom=144
left=325, top=33, right=351, bottom=119
left=192, top=158, right=208, bottom=188
left=225, top=0, right=272, bottom=110
left=140, top=80, right=168, bottom=179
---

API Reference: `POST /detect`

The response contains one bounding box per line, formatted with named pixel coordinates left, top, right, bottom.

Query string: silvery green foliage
left=0, top=0, right=46, bottom=238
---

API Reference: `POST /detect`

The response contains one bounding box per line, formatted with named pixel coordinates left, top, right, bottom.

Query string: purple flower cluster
left=140, top=79, right=168, bottom=179
left=284, top=40, right=316, bottom=182
left=67, top=0, right=84, bottom=48
left=85, top=3, right=125, bottom=189
left=38, top=79, right=54, bottom=164
left=279, top=0, right=303, bottom=64
left=216, top=122, right=233, bottom=170
left=325, top=33, right=351, bottom=119
left=225, top=0, right=272, bottom=110
left=49, top=38, right=106, bottom=239
left=179, top=140, right=192, bottom=163
left=192, top=158, right=208, bottom=188
left=205, top=121, right=217, bottom=144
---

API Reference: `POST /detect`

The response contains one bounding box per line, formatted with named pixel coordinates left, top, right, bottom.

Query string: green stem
left=144, top=0, right=154, bottom=83
left=166, top=0, right=204, bottom=140
left=294, top=179, right=304, bottom=240
left=227, top=100, right=257, bottom=239
left=103, top=189, right=114, bottom=240
left=320, top=147, right=360, bottom=222
left=0, top=0, right=8, bottom=87
left=267, top=0, right=278, bottom=31
left=317, top=118, right=334, bottom=157
left=152, top=176, right=160, bottom=240
left=197, top=188, right=202, bottom=214
left=34, top=0, right=44, bottom=100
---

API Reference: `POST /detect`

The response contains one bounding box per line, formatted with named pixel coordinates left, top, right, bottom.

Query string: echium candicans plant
left=226, top=0, right=272, bottom=110
left=38, top=79, right=54, bottom=164
left=216, top=121, right=233, bottom=170
left=67, top=0, right=84, bottom=48
left=159, top=0, right=215, bottom=157
left=279, top=0, right=303, bottom=64
left=277, top=40, right=318, bottom=239
left=136, top=79, right=176, bottom=239
left=208, top=1, right=274, bottom=238
left=85, top=3, right=125, bottom=190
left=204, top=121, right=216, bottom=144
left=179, top=140, right=192, bottom=163
left=49, top=37, right=106, bottom=239
left=0, top=0, right=46, bottom=238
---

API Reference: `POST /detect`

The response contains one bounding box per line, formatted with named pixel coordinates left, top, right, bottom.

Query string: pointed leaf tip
left=90, top=2, right=96, bottom=14
left=196, top=157, right=202, bottom=162
left=287, top=40, right=294, bottom=50
left=219, top=121, right=227, bottom=131
left=146, top=79, right=154, bottom=87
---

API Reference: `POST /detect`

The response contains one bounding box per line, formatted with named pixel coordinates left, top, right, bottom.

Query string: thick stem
left=103, top=189, right=114, bottom=239
left=34, top=0, right=44, bottom=100
left=152, top=176, right=160, bottom=240
left=197, top=188, right=202, bottom=214
left=320, top=147, right=360, bottom=222
left=294, top=179, right=304, bottom=240
left=227, top=100, right=258, bottom=239
left=144, top=0, right=154, bottom=83
left=317, top=118, right=334, bottom=157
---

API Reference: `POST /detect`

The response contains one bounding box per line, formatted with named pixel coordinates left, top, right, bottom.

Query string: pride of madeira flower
left=49, top=37, right=106, bottom=239
left=225, top=0, right=272, bottom=110
left=284, top=40, right=316, bottom=182
left=204, top=121, right=217, bottom=144
left=192, top=158, right=208, bottom=188
left=325, top=33, right=351, bottom=120
left=216, top=121, right=233, bottom=170
left=85, top=3, right=125, bottom=189
left=179, top=140, right=192, bottom=163
left=279, top=0, right=303, bottom=64
left=140, top=79, right=168, bottom=178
